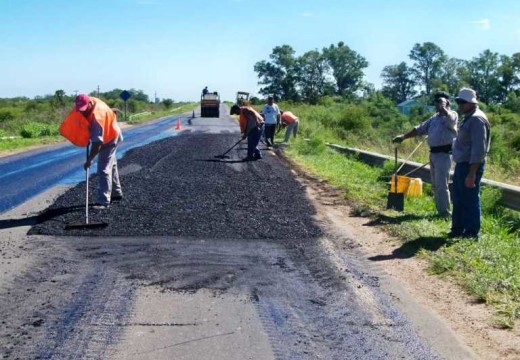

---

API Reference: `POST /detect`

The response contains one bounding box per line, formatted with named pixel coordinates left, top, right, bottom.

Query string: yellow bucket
left=390, top=175, right=411, bottom=194
left=406, top=178, right=423, bottom=197
left=390, top=175, right=423, bottom=197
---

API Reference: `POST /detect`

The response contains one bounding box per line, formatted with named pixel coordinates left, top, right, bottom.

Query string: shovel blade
left=65, top=221, right=108, bottom=230
left=386, top=192, right=404, bottom=211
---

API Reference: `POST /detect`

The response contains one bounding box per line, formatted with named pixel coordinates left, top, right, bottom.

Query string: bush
left=338, top=105, right=372, bottom=133
left=0, top=109, right=15, bottom=122
left=512, top=133, right=520, bottom=152
left=296, top=136, right=326, bottom=155
left=20, top=122, right=59, bottom=138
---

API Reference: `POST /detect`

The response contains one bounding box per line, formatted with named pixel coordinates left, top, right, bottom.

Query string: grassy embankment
left=0, top=103, right=196, bottom=153
left=276, top=100, right=519, bottom=328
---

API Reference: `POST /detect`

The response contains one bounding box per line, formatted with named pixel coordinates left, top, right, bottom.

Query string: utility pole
left=97, top=85, right=100, bottom=97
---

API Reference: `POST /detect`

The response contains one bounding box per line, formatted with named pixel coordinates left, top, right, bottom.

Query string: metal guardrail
left=327, top=143, right=520, bottom=211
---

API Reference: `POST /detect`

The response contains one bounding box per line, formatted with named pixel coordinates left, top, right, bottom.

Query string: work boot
left=111, top=194, right=123, bottom=203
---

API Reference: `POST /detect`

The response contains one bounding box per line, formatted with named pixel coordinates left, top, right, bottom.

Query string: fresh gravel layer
left=30, top=133, right=323, bottom=239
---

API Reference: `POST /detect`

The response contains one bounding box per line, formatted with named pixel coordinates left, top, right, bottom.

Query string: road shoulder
left=280, top=152, right=520, bottom=360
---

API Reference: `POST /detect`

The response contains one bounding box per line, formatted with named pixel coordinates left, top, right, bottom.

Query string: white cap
left=456, top=88, right=478, bottom=104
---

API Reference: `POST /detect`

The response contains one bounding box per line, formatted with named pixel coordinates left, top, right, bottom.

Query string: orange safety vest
left=281, top=111, right=298, bottom=124
left=59, top=97, right=120, bottom=147
left=239, top=106, right=263, bottom=133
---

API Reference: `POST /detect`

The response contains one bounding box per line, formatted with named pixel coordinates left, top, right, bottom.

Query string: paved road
left=0, top=105, right=474, bottom=359
left=0, top=111, right=193, bottom=213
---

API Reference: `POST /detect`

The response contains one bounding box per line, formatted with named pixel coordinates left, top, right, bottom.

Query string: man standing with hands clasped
left=393, top=91, right=458, bottom=217
left=450, top=88, right=491, bottom=239
left=260, top=95, right=281, bottom=148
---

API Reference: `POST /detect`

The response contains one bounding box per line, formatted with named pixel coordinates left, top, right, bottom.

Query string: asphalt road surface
left=0, top=112, right=189, bottom=213
left=0, top=105, right=474, bottom=359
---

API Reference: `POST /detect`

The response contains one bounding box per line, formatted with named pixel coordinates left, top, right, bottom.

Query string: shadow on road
left=362, top=213, right=434, bottom=226
left=0, top=206, right=83, bottom=230
left=368, top=236, right=447, bottom=261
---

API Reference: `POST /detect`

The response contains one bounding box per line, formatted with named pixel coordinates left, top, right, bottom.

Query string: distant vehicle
left=201, top=91, right=220, bottom=117
left=236, top=91, right=250, bottom=105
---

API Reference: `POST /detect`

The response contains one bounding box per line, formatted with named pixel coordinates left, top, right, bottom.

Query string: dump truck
left=200, top=91, right=220, bottom=117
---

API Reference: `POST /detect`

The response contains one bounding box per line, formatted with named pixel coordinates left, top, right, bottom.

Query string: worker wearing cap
left=450, top=88, right=491, bottom=238
left=75, top=94, right=124, bottom=209
left=280, top=110, right=299, bottom=143
left=230, top=104, right=264, bottom=161
left=260, top=96, right=281, bottom=148
left=393, top=91, right=458, bottom=217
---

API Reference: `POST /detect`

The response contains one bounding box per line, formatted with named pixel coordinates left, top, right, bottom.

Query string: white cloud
left=472, top=19, right=490, bottom=30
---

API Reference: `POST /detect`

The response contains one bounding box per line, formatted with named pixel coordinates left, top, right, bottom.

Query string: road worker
left=230, top=104, right=264, bottom=161
left=450, top=88, right=491, bottom=238
left=64, top=94, right=124, bottom=209
left=392, top=91, right=458, bottom=217
left=260, top=96, right=281, bottom=148
left=280, top=110, right=299, bottom=143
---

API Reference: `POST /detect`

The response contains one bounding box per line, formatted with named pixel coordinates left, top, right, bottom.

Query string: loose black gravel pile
left=30, top=133, right=323, bottom=239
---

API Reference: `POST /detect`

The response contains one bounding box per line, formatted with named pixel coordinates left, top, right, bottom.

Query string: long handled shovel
left=214, top=137, right=245, bottom=159
left=65, top=144, right=108, bottom=230
left=386, top=146, right=404, bottom=211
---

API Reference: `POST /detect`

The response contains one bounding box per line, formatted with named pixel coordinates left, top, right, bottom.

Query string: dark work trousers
left=264, top=124, right=276, bottom=146
left=247, top=124, right=264, bottom=159
left=451, top=162, right=485, bottom=237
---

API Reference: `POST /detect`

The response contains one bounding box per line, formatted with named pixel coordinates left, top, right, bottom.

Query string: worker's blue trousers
left=451, top=162, right=484, bottom=237
left=247, top=124, right=263, bottom=159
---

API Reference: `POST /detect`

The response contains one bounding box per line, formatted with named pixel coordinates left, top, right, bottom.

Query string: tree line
left=254, top=41, right=520, bottom=108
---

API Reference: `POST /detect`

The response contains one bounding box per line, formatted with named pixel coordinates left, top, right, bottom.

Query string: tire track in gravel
left=51, top=236, right=438, bottom=359
left=0, top=241, right=135, bottom=359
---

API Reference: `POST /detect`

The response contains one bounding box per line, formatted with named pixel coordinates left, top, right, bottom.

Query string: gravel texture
left=30, top=133, right=323, bottom=240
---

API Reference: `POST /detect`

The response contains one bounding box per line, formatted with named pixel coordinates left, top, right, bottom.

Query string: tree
left=437, top=58, right=466, bottom=97
left=463, top=50, right=501, bottom=103
left=254, top=45, right=299, bottom=101
left=409, top=42, right=447, bottom=95
left=381, top=62, right=416, bottom=103
left=162, top=98, right=173, bottom=109
left=322, top=41, right=368, bottom=97
left=497, top=53, right=520, bottom=102
left=54, top=90, right=66, bottom=106
left=297, top=50, right=332, bottom=104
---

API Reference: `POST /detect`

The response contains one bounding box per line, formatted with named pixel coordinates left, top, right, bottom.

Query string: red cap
left=75, top=94, right=90, bottom=111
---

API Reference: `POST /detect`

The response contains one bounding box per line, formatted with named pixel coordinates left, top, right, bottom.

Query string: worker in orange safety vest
left=60, top=94, right=124, bottom=209
left=230, top=104, right=264, bottom=161
left=280, top=110, right=299, bottom=143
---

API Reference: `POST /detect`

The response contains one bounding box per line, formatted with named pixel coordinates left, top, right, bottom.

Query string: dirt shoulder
left=279, top=151, right=520, bottom=360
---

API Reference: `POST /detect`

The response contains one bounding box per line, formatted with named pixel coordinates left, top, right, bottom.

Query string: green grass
left=0, top=136, right=64, bottom=153
left=284, top=135, right=520, bottom=329
left=126, top=103, right=196, bottom=125
left=0, top=104, right=197, bottom=152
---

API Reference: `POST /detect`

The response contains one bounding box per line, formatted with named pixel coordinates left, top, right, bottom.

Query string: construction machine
left=201, top=91, right=220, bottom=117
left=236, top=91, right=250, bottom=105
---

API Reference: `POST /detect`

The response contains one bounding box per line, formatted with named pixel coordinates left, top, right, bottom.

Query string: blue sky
left=0, top=0, right=519, bottom=102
